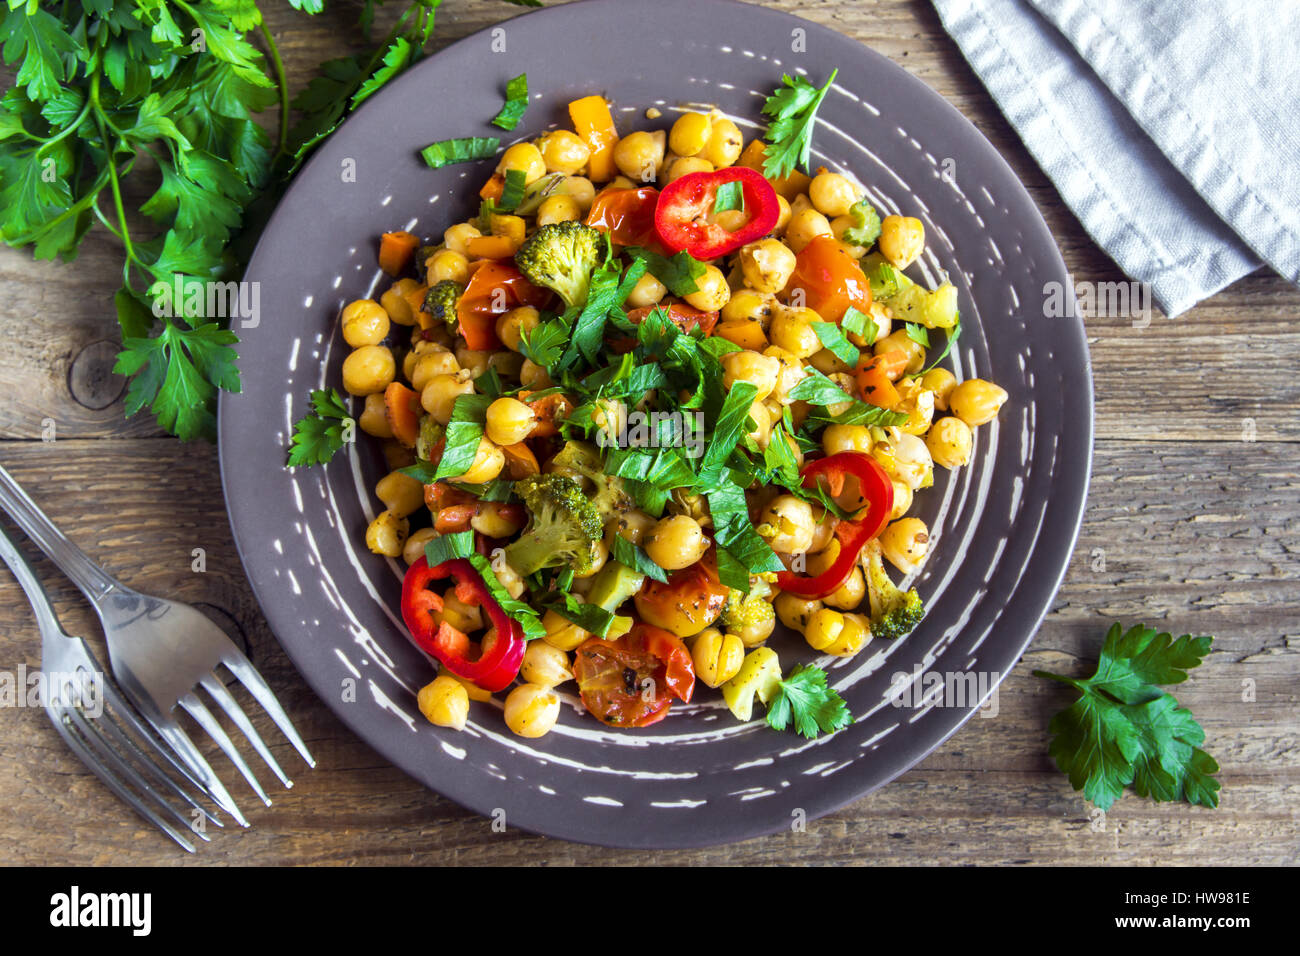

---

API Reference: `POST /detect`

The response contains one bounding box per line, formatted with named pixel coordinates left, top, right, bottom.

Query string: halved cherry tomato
left=776, top=452, right=894, bottom=599
left=585, top=186, right=662, bottom=249
left=654, top=166, right=780, bottom=260
left=624, top=303, right=720, bottom=337
left=456, top=261, right=551, bottom=350
left=572, top=624, right=694, bottom=728
left=785, top=234, right=873, bottom=323
left=633, top=552, right=730, bottom=638
left=517, top=390, right=574, bottom=438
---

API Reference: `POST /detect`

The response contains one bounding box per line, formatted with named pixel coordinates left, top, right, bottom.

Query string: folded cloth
left=932, top=0, right=1300, bottom=316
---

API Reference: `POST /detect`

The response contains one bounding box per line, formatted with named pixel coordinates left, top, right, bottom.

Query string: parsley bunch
left=1035, top=622, right=1221, bottom=810
left=0, top=0, right=536, bottom=440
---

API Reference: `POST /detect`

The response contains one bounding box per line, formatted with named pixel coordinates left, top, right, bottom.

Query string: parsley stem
left=258, top=21, right=291, bottom=159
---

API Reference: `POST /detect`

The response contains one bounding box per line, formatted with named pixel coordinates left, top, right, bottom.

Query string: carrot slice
left=568, top=95, right=619, bottom=183
left=379, top=231, right=420, bottom=276
left=479, top=173, right=505, bottom=201
left=854, top=353, right=904, bottom=409
left=501, top=442, right=539, bottom=479
left=466, top=234, right=519, bottom=260
left=384, top=382, right=421, bottom=447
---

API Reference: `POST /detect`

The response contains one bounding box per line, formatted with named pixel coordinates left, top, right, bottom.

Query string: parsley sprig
left=287, top=388, right=353, bottom=467
left=760, top=68, right=838, bottom=180
left=766, top=664, right=852, bottom=738
left=1034, top=622, right=1221, bottom=810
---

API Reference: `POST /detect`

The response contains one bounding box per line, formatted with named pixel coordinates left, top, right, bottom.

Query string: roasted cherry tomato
left=585, top=186, right=662, bottom=249
left=785, top=234, right=873, bottom=323
left=654, top=166, right=780, bottom=260
left=633, top=552, right=730, bottom=638
left=572, top=624, right=695, bottom=728
left=456, top=261, right=551, bottom=351
left=624, top=303, right=720, bottom=337
left=776, top=452, right=894, bottom=599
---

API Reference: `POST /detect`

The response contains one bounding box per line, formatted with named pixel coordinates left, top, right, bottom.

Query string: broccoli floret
left=550, top=440, right=631, bottom=518
left=424, top=280, right=463, bottom=328
left=863, top=539, right=924, bottom=641
left=720, top=578, right=775, bottom=630
left=504, top=474, right=603, bottom=576
left=514, top=221, right=604, bottom=308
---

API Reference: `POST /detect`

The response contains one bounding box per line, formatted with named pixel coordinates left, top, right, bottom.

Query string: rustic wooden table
left=1, top=0, right=1296, bottom=866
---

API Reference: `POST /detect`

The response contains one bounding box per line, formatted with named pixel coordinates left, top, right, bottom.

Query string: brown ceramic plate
left=219, top=0, right=1092, bottom=847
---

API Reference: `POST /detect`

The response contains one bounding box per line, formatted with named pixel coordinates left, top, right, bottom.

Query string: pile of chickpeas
left=329, top=104, right=1008, bottom=738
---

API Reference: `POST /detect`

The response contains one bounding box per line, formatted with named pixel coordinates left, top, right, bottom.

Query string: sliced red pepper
left=585, top=186, right=663, bottom=249
left=400, top=557, right=525, bottom=692
left=456, top=261, right=551, bottom=351
left=653, top=166, right=780, bottom=260
left=776, top=452, right=894, bottom=599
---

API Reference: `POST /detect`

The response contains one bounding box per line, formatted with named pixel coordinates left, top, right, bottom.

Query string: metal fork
left=0, top=465, right=315, bottom=825
left=0, top=522, right=224, bottom=852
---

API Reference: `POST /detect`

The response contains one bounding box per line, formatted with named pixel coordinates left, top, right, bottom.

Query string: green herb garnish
left=419, top=136, right=501, bottom=170
left=760, top=68, right=838, bottom=180
left=491, top=72, right=529, bottom=131
left=287, top=388, right=352, bottom=467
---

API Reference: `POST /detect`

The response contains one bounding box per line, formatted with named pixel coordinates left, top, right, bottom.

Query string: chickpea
left=610, top=508, right=657, bottom=546
left=609, top=175, right=637, bottom=190
left=809, top=172, right=861, bottom=218
left=682, top=264, right=730, bottom=312
left=895, top=377, right=936, bottom=436
left=880, top=517, right=930, bottom=574
left=574, top=538, right=609, bottom=580
left=730, top=613, right=776, bottom=649
left=773, top=194, right=792, bottom=236
left=738, top=238, right=797, bottom=294
left=775, top=592, right=824, bottom=632
left=536, top=194, right=581, bottom=225
left=358, top=392, right=393, bottom=438
left=721, top=289, right=778, bottom=326
left=375, top=470, right=424, bottom=518
left=803, top=608, right=871, bottom=657
left=454, top=346, right=491, bottom=379
left=380, top=280, right=419, bottom=326
left=784, top=207, right=833, bottom=253
left=504, top=683, right=561, bottom=738
left=497, top=142, right=546, bottom=185
left=454, top=436, right=505, bottom=484
left=438, top=590, right=483, bottom=633
left=519, top=358, right=552, bottom=389
left=541, top=608, right=589, bottom=651
left=875, top=329, right=926, bottom=375
left=822, top=423, right=873, bottom=455
left=402, top=527, right=438, bottom=566
left=692, top=628, right=745, bottom=688
left=492, top=559, right=527, bottom=600
left=342, top=345, right=395, bottom=396
left=888, top=479, right=913, bottom=521
left=713, top=208, right=747, bottom=233
left=874, top=431, right=934, bottom=491
left=921, top=367, right=958, bottom=412
left=949, top=379, right=1008, bottom=426
left=443, top=222, right=481, bottom=255
left=537, top=130, right=590, bottom=175
left=558, top=175, right=596, bottom=212
left=427, top=249, right=469, bottom=285
left=470, top=501, right=525, bottom=538
left=485, top=397, right=536, bottom=446
left=721, top=349, right=781, bottom=402
left=341, top=299, right=390, bottom=347
left=808, top=347, right=854, bottom=376
left=764, top=346, right=808, bottom=404
left=768, top=307, right=822, bottom=359
left=926, top=416, right=973, bottom=469
left=879, top=215, right=925, bottom=268
left=669, top=111, right=712, bottom=157
left=626, top=270, right=668, bottom=308
left=381, top=440, right=415, bottom=472
left=613, top=130, right=666, bottom=183
left=703, top=117, right=743, bottom=167
left=825, top=566, right=867, bottom=611
left=495, top=305, right=539, bottom=353
left=416, top=676, right=470, bottom=731
left=761, top=495, right=815, bottom=554
left=410, top=348, right=459, bottom=393
left=644, top=515, right=708, bottom=571
left=420, top=371, right=473, bottom=423
left=520, top=641, right=573, bottom=688
left=665, top=155, right=713, bottom=183
left=746, top=399, right=773, bottom=448
left=365, top=510, right=409, bottom=557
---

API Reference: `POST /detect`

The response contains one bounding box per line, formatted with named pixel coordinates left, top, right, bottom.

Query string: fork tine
left=149, top=716, right=250, bottom=827
left=64, top=704, right=210, bottom=843
left=96, top=677, right=226, bottom=824
left=199, top=673, right=292, bottom=789
left=50, top=707, right=197, bottom=853
left=93, top=693, right=223, bottom=830
left=222, top=652, right=316, bottom=768
left=179, top=691, right=271, bottom=806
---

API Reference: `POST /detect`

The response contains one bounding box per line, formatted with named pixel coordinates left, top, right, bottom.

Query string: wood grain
left=0, top=0, right=1297, bottom=865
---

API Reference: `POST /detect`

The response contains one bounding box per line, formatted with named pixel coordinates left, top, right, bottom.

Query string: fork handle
left=0, top=465, right=119, bottom=600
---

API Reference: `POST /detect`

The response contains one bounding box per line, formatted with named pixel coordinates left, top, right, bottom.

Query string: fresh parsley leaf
left=841, top=306, right=878, bottom=344
left=519, top=314, right=572, bottom=368
left=702, top=382, right=758, bottom=471
left=904, top=322, right=930, bottom=348
left=115, top=321, right=241, bottom=442
left=623, top=245, right=707, bottom=297
left=840, top=198, right=881, bottom=247
left=538, top=591, right=619, bottom=639
left=351, top=37, right=414, bottom=108
left=811, top=321, right=860, bottom=366
left=286, top=388, right=352, bottom=467
left=433, top=394, right=492, bottom=480
left=465, top=553, right=546, bottom=640
left=765, top=664, right=852, bottom=738
left=760, top=68, right=838, bottom=180
left=706, top=480, right=784, bottom=582
left=609, top=536, right=669, bottom=584
left=557, top=253, right=645, bottom=370
left=712, top=179, right=744, bottom=215
left=424, top=530, right=475, bottom=568
left=787, top=368, right=854, bottom=406
left=1033, top=623, right=1220, bottom=810
left=491, top=72, right=529, bottom=131
left=920, top=322, right=962, bottom=374
left=419, top=135, right=501, bottom=169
